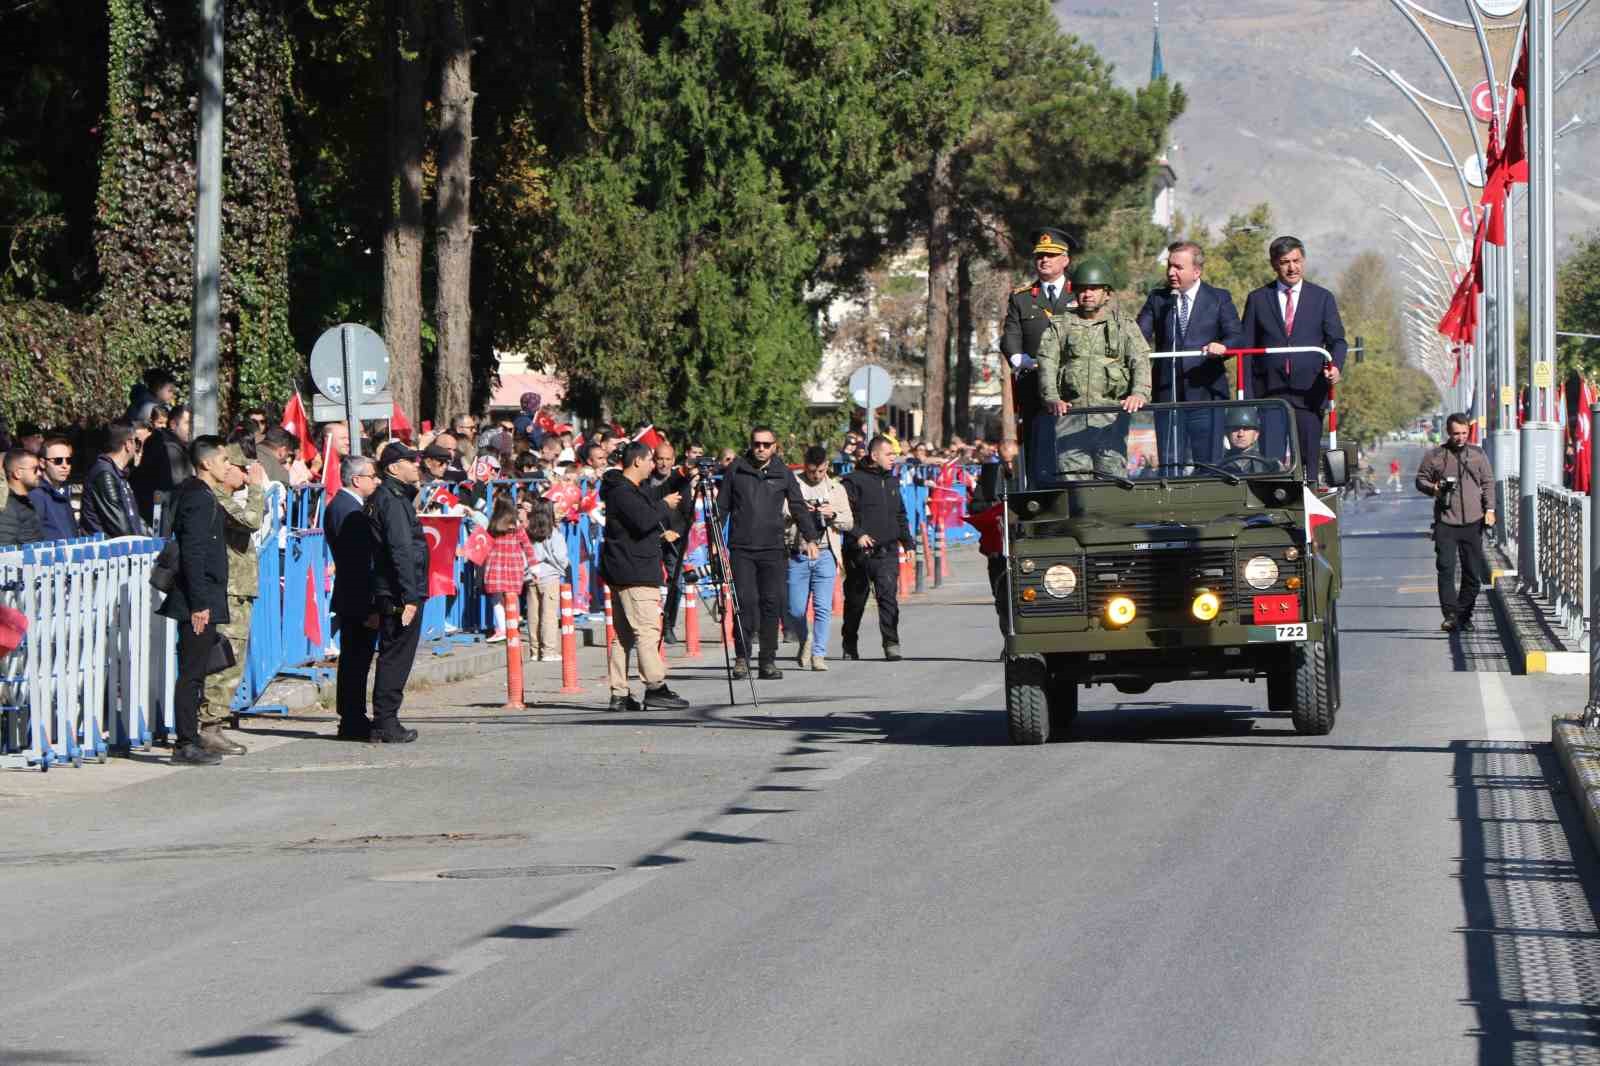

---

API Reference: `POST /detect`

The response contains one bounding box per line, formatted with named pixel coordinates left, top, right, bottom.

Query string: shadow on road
left=1454, top=740, right=1600, bottom=1060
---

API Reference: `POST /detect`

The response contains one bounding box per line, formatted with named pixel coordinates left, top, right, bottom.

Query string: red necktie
left=1283, top=287, right=1297, bottom=373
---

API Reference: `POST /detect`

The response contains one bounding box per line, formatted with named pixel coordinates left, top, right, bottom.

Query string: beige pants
left=529, top=579, right=560, bottom=657
left=607, top=584, right=666, bottom=696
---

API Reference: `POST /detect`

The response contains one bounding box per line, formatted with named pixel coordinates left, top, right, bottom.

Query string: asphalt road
left=5, top=444, right=1600, bottom=1065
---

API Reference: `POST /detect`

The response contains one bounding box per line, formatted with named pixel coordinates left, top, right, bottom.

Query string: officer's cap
left=1031, top=227, right=1076, bottom=256
left=1224, top=407, right=1261, bottom=431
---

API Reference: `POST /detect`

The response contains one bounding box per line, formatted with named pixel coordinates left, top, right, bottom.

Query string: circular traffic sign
left=1470, top=80, right=1495, bottom=123
left=848, top=363, right=893, bottom=409
left=310, top=323, right=389, bottom=403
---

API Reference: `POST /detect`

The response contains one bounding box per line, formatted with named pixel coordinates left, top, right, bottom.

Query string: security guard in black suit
left=1001, top=227, right=1075, bottom=480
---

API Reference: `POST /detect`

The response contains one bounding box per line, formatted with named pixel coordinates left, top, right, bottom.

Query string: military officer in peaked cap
left=1001, top=226, right=1077, bottom=482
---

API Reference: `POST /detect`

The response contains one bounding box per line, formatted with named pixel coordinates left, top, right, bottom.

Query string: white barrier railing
left=0, top=536, right=166, bottom=771
left=1535, top=484, right=1589, bottom=647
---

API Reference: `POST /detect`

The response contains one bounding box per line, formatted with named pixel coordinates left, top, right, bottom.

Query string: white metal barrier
left=1535, top=484, right=1589, bottom=647
left=0, top=536, right=167, bottom=771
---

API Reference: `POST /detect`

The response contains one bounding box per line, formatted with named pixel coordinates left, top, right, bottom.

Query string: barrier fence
left=1535, top=484, right=1589, bottom=646
left=1, top=460, right=988, bottom=771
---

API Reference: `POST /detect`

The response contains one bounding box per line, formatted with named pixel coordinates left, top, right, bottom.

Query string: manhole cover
left=436, top=865, right=616, bottom=880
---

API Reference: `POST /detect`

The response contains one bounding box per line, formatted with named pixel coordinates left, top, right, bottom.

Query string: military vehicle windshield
left=1024, top=399, right=1302, bottom=489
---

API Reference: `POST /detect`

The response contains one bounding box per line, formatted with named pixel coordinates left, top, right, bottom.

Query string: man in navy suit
left=1136, top=241, right=1243, bottom=471
left=327, top=453, right=382, bottom=740
left=1240, top=235, right=1347, bottom=481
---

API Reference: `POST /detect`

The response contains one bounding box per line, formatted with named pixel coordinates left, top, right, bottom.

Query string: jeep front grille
left=1086, top=546, right=1238, bottom=616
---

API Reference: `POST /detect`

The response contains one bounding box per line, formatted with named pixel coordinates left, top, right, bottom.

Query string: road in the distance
left=5, top=446, right=1600, bottom=1065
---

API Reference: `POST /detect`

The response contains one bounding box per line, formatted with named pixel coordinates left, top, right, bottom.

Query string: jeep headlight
left=1243, top=555, right=1280, bottom=590
left=1042, top=564, right=1078, bottom=599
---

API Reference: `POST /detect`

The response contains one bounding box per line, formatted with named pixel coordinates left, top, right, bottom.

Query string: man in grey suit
left=1136, top=241, right=1243, bottom=471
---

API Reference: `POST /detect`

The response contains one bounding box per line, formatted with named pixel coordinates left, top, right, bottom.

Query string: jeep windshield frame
left=1019, top=398, right=1303, bottom=491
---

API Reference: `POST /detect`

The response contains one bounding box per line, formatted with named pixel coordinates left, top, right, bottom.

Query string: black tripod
left=690, top=470, right=759, bottom=709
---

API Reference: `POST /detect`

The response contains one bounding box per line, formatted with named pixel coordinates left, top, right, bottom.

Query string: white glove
left=1010, top=353, right=1038, bottom=371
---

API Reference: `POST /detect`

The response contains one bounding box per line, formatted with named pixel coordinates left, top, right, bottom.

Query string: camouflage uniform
left=1035, top=306, right=1152, bottom=478
left=201, top=480, right=265, bottom=722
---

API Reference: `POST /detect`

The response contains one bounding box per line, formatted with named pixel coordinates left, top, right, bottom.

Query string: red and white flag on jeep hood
left=1304, top=485, right=1337, bottom=545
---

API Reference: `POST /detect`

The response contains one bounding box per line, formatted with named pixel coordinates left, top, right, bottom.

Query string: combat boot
left=198, top=724, right=247, bottom=755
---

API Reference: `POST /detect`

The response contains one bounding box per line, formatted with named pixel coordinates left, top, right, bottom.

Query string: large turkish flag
left=419, top=515, right=463, bottom=597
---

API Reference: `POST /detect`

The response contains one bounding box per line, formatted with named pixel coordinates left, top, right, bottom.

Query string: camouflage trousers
left=201, top=594, right=254, bottom=724
left=1051, top=411, right=1132, bottom=479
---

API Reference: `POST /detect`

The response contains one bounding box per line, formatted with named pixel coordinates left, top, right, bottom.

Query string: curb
left=251, top=638, right=511, bottom=714
left=1487, top=577, right=1589, bottom=675
left=1553, top=716, right=1600, bottom=859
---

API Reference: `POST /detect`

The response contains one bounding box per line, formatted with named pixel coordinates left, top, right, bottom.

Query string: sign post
left=849, top=364, right=893, bottom=441
left=310, top=323, right=391, bottom=458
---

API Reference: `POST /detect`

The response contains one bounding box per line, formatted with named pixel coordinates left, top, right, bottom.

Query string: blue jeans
left=784, top=550, right=837, bottom=655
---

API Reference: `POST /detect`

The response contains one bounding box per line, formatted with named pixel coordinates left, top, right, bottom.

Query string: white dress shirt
left=1276, top=280, right=1303, bottom=324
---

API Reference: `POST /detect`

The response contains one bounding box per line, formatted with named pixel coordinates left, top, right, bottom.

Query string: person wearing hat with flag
left=197, top=442, right=269, bottom=754
left=1001, top=226, right=1076, bottom=462
left=364, top=441, right=428, bottom=743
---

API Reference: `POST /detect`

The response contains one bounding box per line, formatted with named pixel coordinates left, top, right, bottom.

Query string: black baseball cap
left=379, top=441, right=419, bottom=466
left=421, top=441, right=453, bottom=461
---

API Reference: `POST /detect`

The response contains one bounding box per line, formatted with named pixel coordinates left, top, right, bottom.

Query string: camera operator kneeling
left=1416, top=413, right=1496, bottom=633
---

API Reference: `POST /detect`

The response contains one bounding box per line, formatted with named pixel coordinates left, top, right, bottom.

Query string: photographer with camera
left=785, top=445, right=853, bottom=671
left=1416, top=413, right=1496, bottom=632
left=718, top=427, right=822, bottom=679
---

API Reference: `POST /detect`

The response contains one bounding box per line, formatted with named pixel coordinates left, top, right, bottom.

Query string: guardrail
left=1501, top=474, right=1521, bottom=558
left=1535, top=484, right=1589, bottom=646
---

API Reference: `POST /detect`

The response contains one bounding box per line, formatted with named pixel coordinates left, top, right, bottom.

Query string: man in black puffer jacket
left=717, top=427, right=821, bottom=679
left=841, top=436, right=913, bottom=661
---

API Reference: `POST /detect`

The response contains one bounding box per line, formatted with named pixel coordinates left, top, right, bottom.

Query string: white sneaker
left=811, top=655, right=828, bottom=671
left=798, top=644, right=813, bottom=669
left=486, top=631, right=507, bottom=644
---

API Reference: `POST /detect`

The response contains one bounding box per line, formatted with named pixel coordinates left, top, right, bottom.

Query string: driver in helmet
left=1218, top=407, right=1283, bottom=473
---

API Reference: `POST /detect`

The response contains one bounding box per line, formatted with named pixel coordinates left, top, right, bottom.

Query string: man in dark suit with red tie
left=1240, top=235, right=1347, bottom=481
left=1137, top=240, right=1243, bottom=471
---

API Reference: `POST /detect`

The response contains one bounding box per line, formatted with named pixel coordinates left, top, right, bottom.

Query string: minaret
left=1150, top=1, right=1165, bottom=81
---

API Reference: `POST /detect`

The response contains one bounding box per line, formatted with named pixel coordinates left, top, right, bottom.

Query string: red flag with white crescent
left=1303, top=485, right=1337, bottom=547
left=419, top=515, right=463, bottom=596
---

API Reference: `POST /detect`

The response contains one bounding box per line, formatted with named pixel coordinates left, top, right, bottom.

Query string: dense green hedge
left=0, top=301, right=124, bottom=426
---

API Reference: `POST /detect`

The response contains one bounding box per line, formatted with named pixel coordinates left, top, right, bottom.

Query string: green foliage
left=1332, top=253, right=1438, bottom=446
left=1556, top=229, right=1600, bottom=376
left=0, top=301, right=119, bottom=427
left=1172, top=203, right=1276, bottom=311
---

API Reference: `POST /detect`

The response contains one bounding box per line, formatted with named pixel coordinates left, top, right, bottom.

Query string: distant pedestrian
left=1417, top=413, right=1495, bottom=633
left=841, top=436, right=913, bottom=661
left=31, top=436, right=78, bottom=541
left=484, top=496, right=536, bottom=644
left=0, top=449, right=45, bottom=547
left=525, top=499, right=568, bottom=662
left=365, top=442, right=428, bottom=743
left=126, top=368, right=178, bottom=424
left=328, top=454, right=382, bottom=741
left=1387, top=458, right=1402, bottom=491
left=82, top=422, right=146, bottom=537
left=158, top=436, right=235, bottom=766
left=785, top=445, right=852, bottom=671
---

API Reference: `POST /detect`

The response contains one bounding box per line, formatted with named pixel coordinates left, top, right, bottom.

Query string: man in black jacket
left=717, top=428, right=821, bottom=679
left=158, top=436, right=234, bottom=766
left=328, top=454, right=382, bottom=739
left=82, top=422, right=147, bottom=538
left=0, top=449, right=44, bottom=547
left=365, top=442, right=427, bottom=743
left=601, top=443, right=690, bottom=712
left=841, top=436, right=913, bottom=661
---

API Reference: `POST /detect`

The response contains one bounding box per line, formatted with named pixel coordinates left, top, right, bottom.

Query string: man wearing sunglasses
left=31, top=436, right=79, bottom=541
left=717, top=428, right=822, bottom=680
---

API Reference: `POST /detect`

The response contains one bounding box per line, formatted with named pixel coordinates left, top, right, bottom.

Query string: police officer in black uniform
left=1001, top=226, right=1076, bottom=482
left=365, top=441, right=427, bottom=744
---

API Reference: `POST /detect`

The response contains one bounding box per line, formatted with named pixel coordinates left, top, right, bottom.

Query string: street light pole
left=189, top=0, right=224, bottom=437
left=1520, top=0, right=1560, bottom=589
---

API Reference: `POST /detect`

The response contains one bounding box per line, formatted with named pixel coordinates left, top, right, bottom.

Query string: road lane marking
left=1480, top=669, right=1529, bottom=743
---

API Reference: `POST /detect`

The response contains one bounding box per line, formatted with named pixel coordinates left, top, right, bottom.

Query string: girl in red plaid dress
left=484, top=496, right=535, bottom=642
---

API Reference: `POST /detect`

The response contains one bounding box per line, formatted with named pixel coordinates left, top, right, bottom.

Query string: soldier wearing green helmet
left=1032, top=255, right=1152, bottom=481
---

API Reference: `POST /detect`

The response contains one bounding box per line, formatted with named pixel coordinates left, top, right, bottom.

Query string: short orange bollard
left=721, top=584, right=735, bottom=649
left=502, top=592, right=525, bottom=709
left=684, top=588, right=702, bottom=658
left=603, top=584, right=616, bottom=651
left=833, top=563, right=844, bottom=613
left=559, top=583, right=582, bottom=694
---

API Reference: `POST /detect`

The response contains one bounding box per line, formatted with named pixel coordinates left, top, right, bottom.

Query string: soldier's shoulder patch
left=1012, top=283, right=1032, bottom=295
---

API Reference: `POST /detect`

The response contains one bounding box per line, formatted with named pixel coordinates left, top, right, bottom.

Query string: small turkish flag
left=322, top=443, right=343, bottom=506
left=633, top=424, right=664, bottom=450
left=281, top=393, right=319, bottom=463
left=1303, top=484, right=1337, bottom=546
left=391, top=403, right=415, bottom=443
left=463, top=527, right=492, bottom=568
left=303, top=566, right=323, bottom=646
left=420, top=515, right=463, bottom=596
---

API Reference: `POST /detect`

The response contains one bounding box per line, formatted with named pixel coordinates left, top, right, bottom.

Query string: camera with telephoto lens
left=682, top=558, right=722, bottom=585
left=1438, top=475, right=1457, bottom=505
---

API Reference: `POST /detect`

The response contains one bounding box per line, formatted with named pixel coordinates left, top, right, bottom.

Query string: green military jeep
left=1002, top=399, right=1345, bottom=744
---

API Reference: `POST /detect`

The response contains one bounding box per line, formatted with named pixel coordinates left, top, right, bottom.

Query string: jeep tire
left=1291, top=606, right=1340, bottom=735
left=1006, top=655, right=1050, bottom=745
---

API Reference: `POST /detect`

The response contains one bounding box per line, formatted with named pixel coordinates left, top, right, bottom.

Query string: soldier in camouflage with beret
left=1034, top=256, right=1151, bottom=481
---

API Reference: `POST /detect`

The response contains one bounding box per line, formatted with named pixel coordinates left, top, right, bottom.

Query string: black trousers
left=843, top=547, right=900, bottom=650
left=661, top=538, right=685, bottom=636
left=730, top=548, right=785, bottom=663
left=1261, top=401, right=1326, bottom=482
left=173, top=619, right=218, bottom=745
left=372, top=608, right=423, bottom=726
left=336, top=612, right=378, bottom=732
left=1435, top=520, right=1490, bottom=621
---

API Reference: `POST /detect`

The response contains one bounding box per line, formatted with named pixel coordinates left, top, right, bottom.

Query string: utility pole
left=189, top=0, right=224, bottom=436
left=1520, top=0, right=1560, bottom=589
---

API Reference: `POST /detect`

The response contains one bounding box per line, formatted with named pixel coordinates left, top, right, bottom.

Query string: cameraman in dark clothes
left=718, top=427, right=821, bottom=679
left=1416, top=413, right=1495, bottom=633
